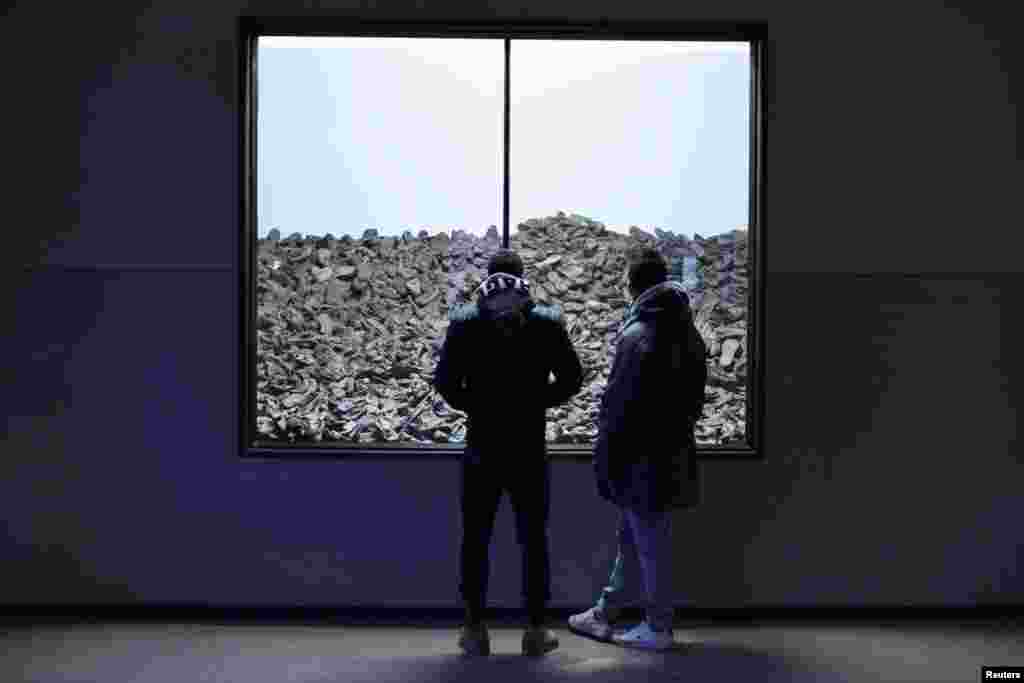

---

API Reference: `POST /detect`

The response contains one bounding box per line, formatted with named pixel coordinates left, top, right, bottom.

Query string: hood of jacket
left=473, top=272, right=693, bottom=342
left=475, top=272, right=536, bottom=338
left=616, top=280, right=694, bottom=341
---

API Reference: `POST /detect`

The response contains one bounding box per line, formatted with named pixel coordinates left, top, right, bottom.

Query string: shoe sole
left=611, top=636, right=674, bottom=651
left=567, top=619, right=613, bottom=642
left=522, top=640, right=559, bottom=656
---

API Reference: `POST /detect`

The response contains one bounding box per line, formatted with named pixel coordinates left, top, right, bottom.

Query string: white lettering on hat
left=480, top=274, right=530, bottom=296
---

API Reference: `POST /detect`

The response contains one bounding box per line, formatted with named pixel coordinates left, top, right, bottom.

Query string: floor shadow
left=318, top=639, right=820, bottom=683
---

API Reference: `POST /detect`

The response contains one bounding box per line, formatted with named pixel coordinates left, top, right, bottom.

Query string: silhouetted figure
left=434, top=244, right=706, bottom=656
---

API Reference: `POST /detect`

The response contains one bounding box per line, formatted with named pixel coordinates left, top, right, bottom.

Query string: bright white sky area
left=257, top=36, right=750, bottom=240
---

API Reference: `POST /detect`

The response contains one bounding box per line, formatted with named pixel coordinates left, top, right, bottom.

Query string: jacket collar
left=619, top=280, right=693, bottom=338
left=472, top=272, right=692, bottom=335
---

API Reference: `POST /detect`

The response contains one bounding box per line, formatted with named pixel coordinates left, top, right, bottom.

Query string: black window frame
left=239, top=17, right=768, bottom=462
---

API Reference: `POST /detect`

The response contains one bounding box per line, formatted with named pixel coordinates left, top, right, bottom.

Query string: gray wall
left=1, top=1, right=1020, bottom=609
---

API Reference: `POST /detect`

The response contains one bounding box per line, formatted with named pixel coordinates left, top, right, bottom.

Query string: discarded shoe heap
left=255, top=211, right=749, bottom=447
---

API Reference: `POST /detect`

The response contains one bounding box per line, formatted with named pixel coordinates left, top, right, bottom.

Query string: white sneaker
left=611, top=620, right=674, bottom=651
left=567, top=606, right=617, bottom=642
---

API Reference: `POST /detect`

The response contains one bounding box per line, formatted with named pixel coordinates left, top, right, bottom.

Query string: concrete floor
left=3, top=620, right=1022, bottom=682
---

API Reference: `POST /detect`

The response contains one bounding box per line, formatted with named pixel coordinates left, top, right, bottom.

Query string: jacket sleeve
left=543, top=311, right=584, bottom=409
left=597, top=331, right=652, bottom=446
left=645, top=320, right=708, bottom=434
left=433, top=316, right=473, bottom=413
left=591, top=330, right=650, bottom=502
left=686, top=320, right=708, bottom=431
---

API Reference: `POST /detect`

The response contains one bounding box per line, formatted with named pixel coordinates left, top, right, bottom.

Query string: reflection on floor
left=3, top=619, right=1022, bottom=683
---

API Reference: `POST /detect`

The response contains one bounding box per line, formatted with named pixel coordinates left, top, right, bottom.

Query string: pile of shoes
left=255, top=211, right=749, bottom=447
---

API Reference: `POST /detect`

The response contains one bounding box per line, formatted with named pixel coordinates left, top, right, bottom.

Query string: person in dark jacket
left=433, top=247, right=582, bottom=657
left=568, top=246, right=707, bottom=652
left=434, top=244, right=707, bottom=656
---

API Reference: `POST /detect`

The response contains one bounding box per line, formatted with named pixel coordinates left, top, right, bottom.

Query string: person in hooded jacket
left=434, top=245, right=707, bottom=656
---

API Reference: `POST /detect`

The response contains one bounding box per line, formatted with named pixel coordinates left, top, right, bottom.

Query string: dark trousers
left=458, top=454, right=551, bottom=625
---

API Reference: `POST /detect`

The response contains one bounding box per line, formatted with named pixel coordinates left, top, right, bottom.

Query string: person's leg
left=508, top=457, right=552, bottom=627
left=623, top=506, right=674, bottom=632
left=594, top=506, right=636, bottom=621
left=459, top=458, right=503, bottom=626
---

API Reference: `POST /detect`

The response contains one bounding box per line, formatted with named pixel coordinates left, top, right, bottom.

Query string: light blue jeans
left=595, top=505, right=674, bottom=632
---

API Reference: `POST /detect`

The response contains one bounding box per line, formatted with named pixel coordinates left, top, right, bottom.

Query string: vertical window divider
left=503, top=37, right=511, bottom=250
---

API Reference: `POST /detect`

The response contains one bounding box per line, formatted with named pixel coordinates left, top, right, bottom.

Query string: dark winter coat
left=433, top=271, right=707, bottom=513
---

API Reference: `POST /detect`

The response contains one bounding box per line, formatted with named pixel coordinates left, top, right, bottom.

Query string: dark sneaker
left=458, top=623, right=490, bottom=656
left=522, top=626, right=559, bottom=656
